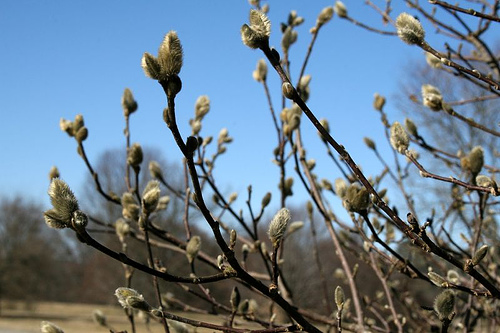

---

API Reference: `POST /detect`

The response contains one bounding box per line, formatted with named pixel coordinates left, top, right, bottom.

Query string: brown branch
left=429, top=0, right=500, bottom=23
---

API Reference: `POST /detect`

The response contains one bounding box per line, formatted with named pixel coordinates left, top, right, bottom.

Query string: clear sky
left=1, top=1, right=432, bottom=211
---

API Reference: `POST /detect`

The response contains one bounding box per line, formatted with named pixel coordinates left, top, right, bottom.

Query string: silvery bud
left=115, top=218, right=130, bottom=242
left=476, top=175, right=497, bottom=193
left=127, top=143, right=143, bottom=169
left=334, top=178, right=348, bottom=198
left=122, top=88, right=138, bottom=117
left=261, top=192, right=272, bottom=208
left=149, top=161, right=165, bottom=183
left=335, top=286, right=345, bottom=310
left=426, top=53, right=442, bottom=68
left=390, top=121, right=409, bottom=154
left=73, top=114, right=84, bottom=132
left=253, top=59, right=268, bottom=82
left=422, top=84, right=443, bottom=111
left=156, top=196, right=171, bottom=211
left=92, top=309, right=107, bottom=326
left=404, top=118, right=418, bottom=136
left=158, top=31, right=183, bottom=77
left=343, top=185, right=370, bottom=213
left=141, top=52, right=162, bottom=80
left=186, top=236, right=201, bottom=263
left=472, top=245, right=488, bottom=266
left=44, top=179, right=80, bottom=229
left=434, top=290, right=455, bottom=321
left=373, top=93, right=386, bottom=111
left=446, top=270, right=459, bottom=284
left=334, top=1, right=347, bottom=18
left=268, top=208, right=291, bottom=247
left=282, top=82, right=294, bottom=99
left=363, top=137, right=376, bottom=150
left=48, top=166, right=60, bottom=180
left=195, top=95, right=210, bottom=120
left=142, top=180, right=161, bottom=214
left=59, top=118, right=74, bottom=137
left=229, top=229, right=237, bottom=249
left=241, top=10, right=271, bottom=49
left=428, top=271, right=448, bottom=287
left=40, top=321, right=64, bottom=333
left=288, top=221, right=304, bottom=234
left=115, top=287, right=152, bottom=312
left=468, top=146, right=484, bottom=175
left=396, top=13, right=425, bottom=45
left=317, top=6, right=334, bottom=27
left=75, top=126, right=88, bottom=143
left=318, top=118, right=330, bottom=142
left=230, top=287, right=241, bottom=311
left=281, top=26, right=298, bottom=52
left=320, top=179, right=333, bottom=191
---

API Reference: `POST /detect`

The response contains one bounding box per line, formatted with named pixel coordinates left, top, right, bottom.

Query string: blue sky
left=1, top=1, right=431, bottom=211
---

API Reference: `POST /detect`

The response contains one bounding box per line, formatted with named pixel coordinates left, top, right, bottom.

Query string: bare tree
left=41, top=1, right=500, bottom=333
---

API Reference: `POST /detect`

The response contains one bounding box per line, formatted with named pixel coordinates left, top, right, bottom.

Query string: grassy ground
left=0, top=300, right=261, bottom=333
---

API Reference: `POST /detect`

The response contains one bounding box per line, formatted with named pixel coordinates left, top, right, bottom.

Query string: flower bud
left=428, top=271, right=448, bottom=287
left=194, top=95, right=210, bottom=120
left=48, top=166, right=60, bottom=180
left=422, top=84, right=443, bottom=111
left=149, top=161, right=165, bottom=183
left=320, top=179, right=333, bottom=191
left=121, top=192, right=139, bottom=221
left=396, top=13, right=425, bottom=45
left=59, top=118, right=74, bottom=137
left=141, top=52, right=162, bottom=80
left=115, top=218, right=130, bottom=242
left=282, top=82, right=294, bottom=99
left=476, top=175, right=497, bottom=193
left=363, top=137, right=376, bottom=150
left=317, top=6, right=334, bottom=27
left=158, top=31, right=183, bottom=77
left=92, top=309, right=107, bottom=326
left=343, top=185, right=370, bottom=213
left=334, top=1, right=347, bottom=18
left=156, top=195, right=170, bottom=211
left=426, top=53, right=442, bottom=68
left=404, top=118, right=418, bottom=136
left=40, top=321, right=64, bottom=333
left=241, top=10, right=271, bottom=49
left=230, top=287, right=241, bottom=311
left=390, top=121, right=409, bottom=154
left=373, top=93, right=385, bottom=111
left=44, top=179, right=80, bottom=229
left=261, top=192, right=272, bottom=208
left=75, top=126, right=88, bottom=143
left=444, top=271, right=458, bottom=284
left=228, top=192, right=238, bottom=204
left=229, top=229, right=237, bottom=249
left=335, top=286, right=345, bottom=310
left=468, top=146, right=484, bottom=176
left=268, top=208, right=291, bottom=247
left=472, top=244, right=488, bottom=266
left=281, top=26, right=298, bottom=52
left=288, top=221, right=304, bottom=234
left=186, top=236, right=201, bottom=263
left=318, top=118, right=330, bottom=142
left=252, top=59, right=268, bottom=82
left=127, top=143, right=143, bottom=169
left=334, top=178, right=348, bottom=198
left=122, top=88, right=138, bottom=117
left=115, top=287, right=152, bottom=312
left=142, top=180, right=161, bottom=214
left=73, top=114, right=84, bottom=132
left=434, top=290, right=455, bottom=321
